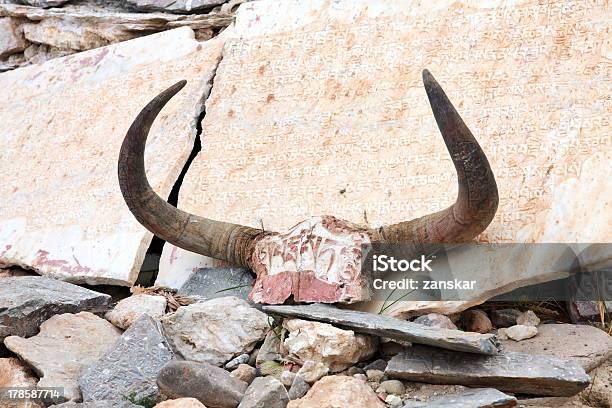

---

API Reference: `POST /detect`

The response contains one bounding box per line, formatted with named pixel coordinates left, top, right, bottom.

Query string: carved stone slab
left=262, top=304, right=499, bottom=355
left=0, top=28, right=225, bottom=285
left=402, top=388, right=517, bottom=408
left=386, top=346, right=590, bottom=397
left=176, top=267, right=255, bottom=301
left=158, top=0, right=612, bottom=310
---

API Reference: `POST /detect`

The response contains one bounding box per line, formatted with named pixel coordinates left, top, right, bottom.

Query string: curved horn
left=118, top=81, right=267, bottom=267
left=371, top=70, right=498, bottom=244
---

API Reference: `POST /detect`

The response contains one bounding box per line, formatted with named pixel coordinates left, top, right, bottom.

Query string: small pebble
left=506, top=324, right=538, bottom=341
left=385, top=394, right=403, bottom=406
left=516, top=310, right=540, bottom=327
left=377, top=380, right=405, bottom=395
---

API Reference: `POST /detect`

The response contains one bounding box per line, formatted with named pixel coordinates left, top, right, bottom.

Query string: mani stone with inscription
left=0, top=276, right=110, bottom=341
left=0, top=27, right=225, bottom=286
left=79, top=315, right=174, bottom=403
left=402, top=388, right=517, bottom=408
left=159, top=0, right=612, bottom=313
left=385, top=346, right=590, bottom=397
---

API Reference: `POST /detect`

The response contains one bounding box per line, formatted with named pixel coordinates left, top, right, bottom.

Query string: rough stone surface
left=283, top=318, right=376, bottom=372
left=0, top=17, right=27, bottom=59
left=237, top=376, right=289, bottom=408
left=413, top=313, right=458, bottom=330
left=0, top=276, right=110, bottom=341
left=287, top=375, right=386, bottom=408
left=296, top=360, right=328, bottom=384
left=0, top=27, right=225, bottom=285
left=364, top=359, right=387, bottom=372
left=0, top=357, right=43, bottom=408
left=256, top=330, right=283, bottom=366
left=377, top=380, right=405, bottom=395
left=171, top=267, right=254, bottom=299
left=4, top=312, right=122, bottom=401
left=264, top=304, right=500, bottom=355
left=386, top=346, right=590, bottom=396
left=516, top=310, right=541, bottom=327
left=157, top=360, right=248, bottom=408
left=366, top=369, right=385, bottom=382
left=161, top=297, right=269, bottom=366
left=154, top=399, right=207, bottom=408
left=505, top=324, right=538, bottom=341
left=287, top=375, right=310, bottom=400
left=105, top=294, right=167, bottom=329
left=225, top=354, right=250, bottom=370
left=161, top=0, right=612, bottom=315
left=126, top=0, right=226, bottom=14
left=79, top=314, right=174, bottom=403
left=385, top=395, right=402, bottom=407
left=16, top=0, right=71, bottom=7
left=402, top=388, right=517, bottom=408
left=500, top=324, right=612, bottom=372
left=490, top=309, right=522, bottom=328
left=50, top=402, right=140, bottom=408
left=460, top=310, right=493, bottom=334
left=230, top=364, right=256, bottom=384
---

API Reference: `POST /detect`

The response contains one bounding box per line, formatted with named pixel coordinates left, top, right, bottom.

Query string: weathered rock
left=237, top=376, right=289, bottom=408
left=264, top=304, right=499, bottom=355
left=413, top=313, right=458, bottom=330
left=386, top=346, right=590, bottom=396
left=157, top=360, right=248, bottom=408
left=505, top=325, right=538, bottom=341
left=154, top=398, right=207, bottom=408
left=385, top=395, right=402, bottom=407
left=500, top=324, right=612, bottom=371
left=79, top=314, right=174, bottom=403
left=161, top=0, right=612, bottom=315
left=0, top=17, right=26, bottom=59
left=366, top=369, right=385, bottom=382
left=283, top=318, right=377, bottom=372
left=230, top=364, right=256, bottom=384
left=377, top=380, right=405, bottom=395
left=4, top=312, right=121, bottom=401
left=256, top=330, right=283, bottom=366
left=0, top=357, right=43, bottom=408
left=516, top=310, right=540, bottom=327
left=490, top=309, right=522, bottom=328
left=174, top=267, right=254, bottom=299
left=497, top=328, right=508, bottom=340
left=161, top=297, right=269, bottom=366
left=287, top=375, right=386, bottom=408
left=0, top=27, right=225, bottom=285
left=105, top=294, right=167, bottom=329
left=402, top=388, right=517, bottom=408
left=50, top=401, right=140, bottom=408
left=225, top=354, right=250, bottom=370
left=126, top=0, right=226, bottom=14
left=287, top=375, right=310, bottom=400
left=364, top=359, right=387, bottom=372
left=352, top=373, right=367, bottom=382
left=460, top=310, right=493, bottom=334
left=0, top=276, right=110, bottom=341
left=280, top=370, right=297, bottom=387
left=296, top=361, right=328, bottom=384
left=17, top=0, right=71, bottom=8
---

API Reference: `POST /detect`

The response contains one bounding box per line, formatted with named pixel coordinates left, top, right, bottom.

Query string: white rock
left=283, top=319, right=376, bottom=373
left=297, top=361, right=329, bottom=384
left=516, top=310, right=540, bottom=327
left=105, top=294, right=166, bottom=329
left=161, top=296, right=269, bottom=366
left=497, top=328, right=509, bottom=340
left=385, top=394, right=403, bottom=407
left=4, top=312, right=121, bottom=401
left=0, top=18, right=27, bottom=59
left=287, top=375, right=386, bottom=408
left=0, top=27, right=225, bottom=286
left=505, top=325, right=538, bottom=341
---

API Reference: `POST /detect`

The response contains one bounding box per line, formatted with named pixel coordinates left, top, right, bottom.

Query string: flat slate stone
left=402, top=388, right=517, bottom=407
left=79, top=314, right=174, bottom=403
left=177, top=267, right=255, bottom=300
left=0, top=276, right=110, bottom=341
left=386, top=345, right=590, bottom=397
left=262, top=304, right=499, bottom=355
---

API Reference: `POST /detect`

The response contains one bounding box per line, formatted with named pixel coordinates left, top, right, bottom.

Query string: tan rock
left=0, top=357, right=43, bottom=408
left=296, top=361, right=328, bottom=384
left=505, top=325, right=538, bottom=341
left=154, top=398, right=206, bottom=408
left=0, top=27, right=225, bottom=285
left=516, top=310, right=540, bottom=327
left=4, top=312, right=122, bottom=401
left=460, top=310, right=493, bottom=334
left=230, top=364, right=256, bottom=384
left=158, top=0, right=612, bottom=313
left=283, top=319, right=377, bottom=372
left=105, top=294, right=167, bottom=329
left=0, top=17, right=27, bottom=59
left=287, top=375, right=386, bottom=408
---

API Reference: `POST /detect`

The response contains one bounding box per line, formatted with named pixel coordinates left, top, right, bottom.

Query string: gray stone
left=125, top=0, right=226, bottom=14
left=157, top=360, right=248, bottom=408
left=16, top=0, right=72, bottom=7
left=378, top=380, right=405, bottom=395
left=238, top=376, right=289, bottom=408
left=262, top=304, right=499, bottom=355
left=256, top=330, right=283, bottom=366
left=413, top=313, right=458, bottom=330
left=79, top=315, right=174, bottom=403
left=364, top=359, right=387, bottom=372
left=505, top=324, right=538, bottom=341
left=225, top=353, right=250, bottom=370
left=287, top=375, right=310, bottom=400
left=0, top=18, right=27, bottom=59
left=0, top=276, right=110, bottom=341
left=386, top=345, right=590, bottom=397
left=50, top=402, right=140, bottom=408
left=366, top=369, right=385, bottom=382
left=490, top=309, right=521, bottom=328
left=402, top=388, right=517, bottom=407
left=178, top=267, right=255, bottom=301
left=230, top=364, right=256, bottom=384
left=500, top=323, right=612, bottom=371
left=516, top=310, right=540, bottom=327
